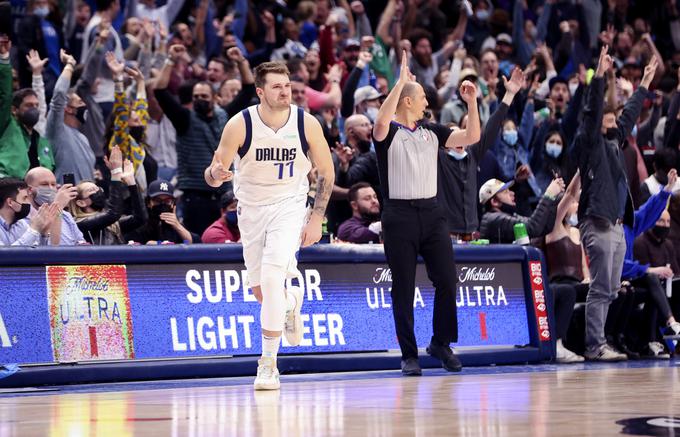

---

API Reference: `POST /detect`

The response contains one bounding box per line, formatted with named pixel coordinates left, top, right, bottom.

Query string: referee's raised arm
left=373, top=51, right=414, bottom=142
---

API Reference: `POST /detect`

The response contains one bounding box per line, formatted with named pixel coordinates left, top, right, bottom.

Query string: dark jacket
left=336, top=150, right=380, bottom=190
left=479, top=194, right=558, bottom=244
left=154, top=84, right=254, bottom=192
left=572, top=77, right=647, bottom=226
left=75, top=181, right=147, bottom=245
left=15, top=15, right=64, bottom=90
left=634, top=228, right=680, bottom=274
left=438, top=102, right=509, bottom=233
left=124, top=216, right=201, bottom=245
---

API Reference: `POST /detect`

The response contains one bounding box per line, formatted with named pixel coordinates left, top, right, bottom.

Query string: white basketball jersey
left=233, top=105, right=313, bottom=206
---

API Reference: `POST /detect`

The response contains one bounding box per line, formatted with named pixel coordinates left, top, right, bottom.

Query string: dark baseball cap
left=548, top=76, right=569, bottom=91
left=147, top=179, right=175, bottom=198
left=219, top=191, right=236, bottom=208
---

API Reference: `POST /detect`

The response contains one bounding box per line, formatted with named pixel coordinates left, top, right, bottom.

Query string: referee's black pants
left=382, top=198, right=458, bottom=360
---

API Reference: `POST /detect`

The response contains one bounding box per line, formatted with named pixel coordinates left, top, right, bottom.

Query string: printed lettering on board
left=46, top=265, right=135, bottom=361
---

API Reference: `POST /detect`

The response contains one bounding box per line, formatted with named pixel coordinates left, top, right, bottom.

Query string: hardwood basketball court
left=0, top=360, right=678, bottom=436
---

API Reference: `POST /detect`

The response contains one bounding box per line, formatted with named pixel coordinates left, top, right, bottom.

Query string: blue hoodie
left=622, top=189, right=671, bottom=279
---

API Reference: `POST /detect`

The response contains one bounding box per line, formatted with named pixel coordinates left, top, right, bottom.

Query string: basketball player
left=204, top=62, right=334, bottom=390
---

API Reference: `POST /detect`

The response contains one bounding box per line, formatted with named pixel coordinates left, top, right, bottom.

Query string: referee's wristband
left=111, top=167, right=123, bottom=175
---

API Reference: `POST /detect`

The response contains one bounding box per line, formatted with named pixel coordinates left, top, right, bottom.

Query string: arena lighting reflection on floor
left=0, top=362, right=677, bottom=437
left=0, top=373, right=539, bottom=437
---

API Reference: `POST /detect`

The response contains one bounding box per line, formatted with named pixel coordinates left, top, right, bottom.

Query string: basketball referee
left=372, top=52, right=480, bottom=376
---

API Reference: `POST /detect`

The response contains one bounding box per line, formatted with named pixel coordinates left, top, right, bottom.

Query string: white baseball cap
left=479, top=179, right=514, bottom=204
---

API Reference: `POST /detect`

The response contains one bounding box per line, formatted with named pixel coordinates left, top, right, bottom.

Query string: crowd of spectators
left=1, top=0, right=679, bottom=358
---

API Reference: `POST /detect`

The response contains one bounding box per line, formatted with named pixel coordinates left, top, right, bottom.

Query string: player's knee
left=260, top=263, right=287, bottom=291
left=260, top=264, right=287, bottom=331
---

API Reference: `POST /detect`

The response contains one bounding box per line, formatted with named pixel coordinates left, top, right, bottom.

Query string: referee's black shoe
left=400, top=357, right=422, bottom=376
left=426, top=342, right=462, bottom=372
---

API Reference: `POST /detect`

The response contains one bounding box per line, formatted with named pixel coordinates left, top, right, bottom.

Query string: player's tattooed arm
left=301, top=113, right=335, bottom=246
left=312, top=173, right=333, bottom=217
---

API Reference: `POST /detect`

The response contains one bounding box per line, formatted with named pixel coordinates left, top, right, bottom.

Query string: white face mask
left=365, top=107, right=379, bottom=123
left=631, top=124, right=638, bottom=138
left=568, top=82, right=578, bottom=96
left=566, top=214, right=578, bottom=226
left=34, top=6, right=50, bottom=17
left=448, top=149, right=468, bottom=160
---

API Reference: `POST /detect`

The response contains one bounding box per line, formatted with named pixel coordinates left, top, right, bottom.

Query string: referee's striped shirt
left=373, top=121, right=452, bottom=200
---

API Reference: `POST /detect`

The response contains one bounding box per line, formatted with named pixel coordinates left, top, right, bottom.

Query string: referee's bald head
left=397, top=81, right=427, bottom=119
left=398, top=82, right=421, bottom=105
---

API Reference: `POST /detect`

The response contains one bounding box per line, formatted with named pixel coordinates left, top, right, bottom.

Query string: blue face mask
left=545, top=142, right=563, bottom=158
left=34, top=6, right=50, bottom=17
left=447, top=149, right=468, bottom=160
left=226, top=211, right=238, bottom=226
left=503, top=130, right=518, bottom=146
left=630, top=125, right=638, bottom=138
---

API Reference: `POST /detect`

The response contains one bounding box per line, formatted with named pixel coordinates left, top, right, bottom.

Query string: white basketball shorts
left=238, top=194, right=309, bottom=287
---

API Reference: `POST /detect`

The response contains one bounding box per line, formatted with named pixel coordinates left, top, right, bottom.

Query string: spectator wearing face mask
left=0, top=41, right=55, bottom=179
left=494, top=86, right=540, bottom=216
left=45, top=49, right=96, bottom=184
left=337, top=182, right=381, bottom=244
left=479, top=177, right=564, bottom=244
left=634, top=209, right=680, bottom=350
left=339, top=51, right=379, bottom=120
left=69, top=146, right=147, bottom=245
left=124, top=179, right=199, bottom=244
left=201, top=191, right=240, bottom=243
left=621, top=170, right=680, bottom=357
left=0, top=177, right=59, bottom=246
left=24, top=167, right=84, bottom=245
left=105, top=54, right=150, bottom=189
left=438, top=68, right=523, bottom=241
left=530, top=130, right=573, bottom=194
left=154, top=45, right=254, bottom=235
left=15, top=0, right=63, bottom=101
left=572, top=50, right=657, bottom=362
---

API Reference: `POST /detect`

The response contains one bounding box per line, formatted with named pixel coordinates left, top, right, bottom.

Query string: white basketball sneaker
left=254, top=357, right=280, bottom=390
left=284, top=286, right=304, bottom=346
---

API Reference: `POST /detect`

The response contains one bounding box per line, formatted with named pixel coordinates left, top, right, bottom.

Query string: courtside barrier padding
left=0, top=244, right=555, bottom=386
